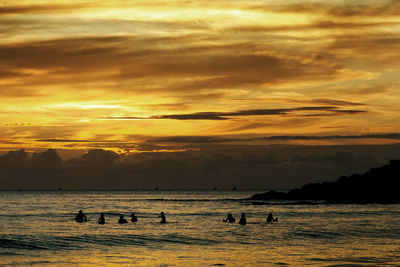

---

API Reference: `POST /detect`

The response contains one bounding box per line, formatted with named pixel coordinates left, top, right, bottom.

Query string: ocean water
left=0, top=191, right=399, bottom=266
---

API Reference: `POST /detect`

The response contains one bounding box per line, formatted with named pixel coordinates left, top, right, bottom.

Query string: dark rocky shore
left=250, top=160, right=400, bottom=204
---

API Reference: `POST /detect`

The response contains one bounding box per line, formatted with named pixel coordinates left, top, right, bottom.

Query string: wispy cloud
left=102, top=106, right=366, bottom=121
left=260, top=133, right=400, bottom=141
left=0, top=0, right=399, bottom=152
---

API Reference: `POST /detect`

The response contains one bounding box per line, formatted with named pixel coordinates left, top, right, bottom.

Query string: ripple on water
left=0, top=233, right=220, bottom=252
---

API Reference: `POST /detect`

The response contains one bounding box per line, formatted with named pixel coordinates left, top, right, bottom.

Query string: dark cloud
left=258, top=1, right=400, bottom=18
left=32, top=149, right=62, bottom=163
left=291, top=152, right=376, bottom=163
left=148, top=136, right=247, bottom=144
left=295, top=98, right=365, bottom=106
left=0, top=36, right=124, bottom=71
left=147, top=133, right=400, bottom=144
left=0, top=4, right=89, bottom=14
left=260, top=133, right=400, bottom=141
left=1, top=145, right=400, bottom=189
left=229, top=21, right=398, bottom=33
left=77, top=149, right=119, bottom=163
left=0, top=149, right=28, bottom=161
left=36, top=138, right=119, bottom=143
left=103, top=106, right=366, bottom=121
left=0, top=35, right=351, bottom=96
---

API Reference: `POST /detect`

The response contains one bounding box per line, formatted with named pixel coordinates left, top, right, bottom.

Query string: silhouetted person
left=75, top=210, right=87, bottom=223
left=131, top=213, right=138, bottom=222
left=98, top=213, right=105, bottom=225
left=267, top=212, right=278, bottom=223
left=118, top=215, right=128, bottom=224
left=159, top=212, right=166, bottom=223
left=223, top=213, right=235, bottom=223
left=239, top=213, right=246, bottom=225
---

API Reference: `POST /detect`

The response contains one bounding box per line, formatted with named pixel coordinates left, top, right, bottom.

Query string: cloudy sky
left=1, top=1, right=400, bottom=189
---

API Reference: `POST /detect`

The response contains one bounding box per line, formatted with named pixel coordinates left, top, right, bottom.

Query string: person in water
left=131, top=213, right=138, bottom=222
left=118, top=215, right=128, bottom=224
left=98, top=213, right=105, bottom=224
left=75, top=210, right=87, bottom=223
left=223, top=213, right=236, bottom=223
left=159, top=212, right=166, bottom=223
left=267, top=212, right=278, bottom=222
left=239, top=213, right=246, bottom=225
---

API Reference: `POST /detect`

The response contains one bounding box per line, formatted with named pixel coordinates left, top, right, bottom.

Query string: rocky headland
left=250, top=160, right=400, bottom=204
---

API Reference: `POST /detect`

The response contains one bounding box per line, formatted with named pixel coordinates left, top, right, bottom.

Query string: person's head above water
left=159, top=212, right=166, bottom=223
left=239, top=213, right=246, bottom=225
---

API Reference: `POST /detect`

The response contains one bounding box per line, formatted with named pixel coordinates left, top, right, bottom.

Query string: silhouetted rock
left=250, top=160, right=400, bottom=203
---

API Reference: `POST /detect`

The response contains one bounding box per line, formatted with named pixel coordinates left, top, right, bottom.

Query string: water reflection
left=0, top=191, right=399, bottom=266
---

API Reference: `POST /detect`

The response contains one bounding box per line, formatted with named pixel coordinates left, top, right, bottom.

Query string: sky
left=1, top=0, right=400, bottom=189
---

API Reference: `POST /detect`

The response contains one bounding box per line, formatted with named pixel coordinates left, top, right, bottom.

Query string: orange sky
left=1, top=0, right=400, bottom=155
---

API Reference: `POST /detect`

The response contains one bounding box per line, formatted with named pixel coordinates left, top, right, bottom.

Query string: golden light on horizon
left=1, top=0, right=400, bottom=154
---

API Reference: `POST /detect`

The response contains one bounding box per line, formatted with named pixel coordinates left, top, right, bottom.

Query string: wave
left=129, top=198, right=246, bottom=202
left=0, top=238, right=49, bottom=250
left=0, top=233, right=220, bottom=251
left=290, top=230, right=344, bottom=240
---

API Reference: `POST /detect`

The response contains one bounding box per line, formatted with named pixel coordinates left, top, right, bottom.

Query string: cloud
left=77, top=149, right=120, bottom=162
left=307, top=99, right=365, bottom=106
left=0, top=0, right=399, bottom=154
left=229, top=21, right=398, bottom=33
left=260, top=133, right=400, bottom=141
left=1, top=145, right=400, bottom=189
left=102, top=106, right=366, bottom=121
left=148, top=136, right=246, bottom=144
left=0, top=4, right=88, bottom=14
left=36, top=138, right=120, bottom=143
left=0, top=148, right=28, bottom=161
left=32, top=149, right=62, bottom=163
left=258, top=1, right=400, bottom=18
left=147, top=133, right=400, bottom=144
left=286, top=98, right=366, bottom=107
left=0, top=34, right=357, bottom=96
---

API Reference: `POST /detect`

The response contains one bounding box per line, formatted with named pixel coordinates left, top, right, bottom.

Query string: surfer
left=239, top=213, right=246, bottom=225
left=98, top=213, right=105, bottom=224
left=75, top=210, right=87, bottom=223
left=223, top=213, right=236, bottom=223
left=118, top=215, right=128, bottom=224
left=267, top=212, right=278, bottom=223
left=159, top=212, right=166, bottom=223
left=131, top=213, right=138, bottom=222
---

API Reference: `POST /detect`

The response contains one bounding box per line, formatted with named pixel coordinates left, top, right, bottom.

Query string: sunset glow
left=1, top=0, right=400, bottom=155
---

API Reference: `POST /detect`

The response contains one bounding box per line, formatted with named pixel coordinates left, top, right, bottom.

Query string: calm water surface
left=1, top=191, right=399, bottom=266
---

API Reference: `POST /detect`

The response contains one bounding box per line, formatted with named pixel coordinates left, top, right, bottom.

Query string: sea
left=0, top=190, right=399, bottom=266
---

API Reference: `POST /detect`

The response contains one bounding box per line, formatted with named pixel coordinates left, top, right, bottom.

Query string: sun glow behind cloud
left=1, top=0, right=400, bottom=154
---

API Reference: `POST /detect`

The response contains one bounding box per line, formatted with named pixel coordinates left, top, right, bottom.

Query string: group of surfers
left=223, top=212, right=278, bottom=225
left=75, top=210, right=277, bottom=225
